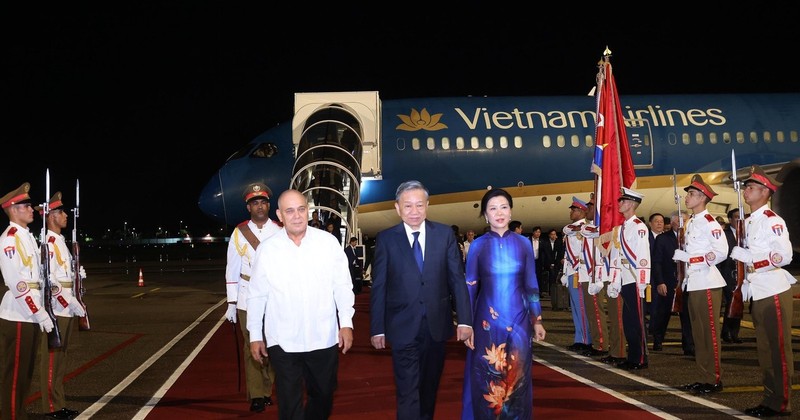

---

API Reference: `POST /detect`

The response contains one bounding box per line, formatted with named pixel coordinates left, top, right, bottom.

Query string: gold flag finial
left=603, top=46, right=612, bottom=57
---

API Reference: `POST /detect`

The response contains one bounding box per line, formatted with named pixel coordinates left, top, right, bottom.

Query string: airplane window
left=722, top=132, right=731, bottom=144
left=543, top=135, right=552, bottom=148
left=251, top=143, right=278, bottom=158
left=736, top=132, right=745, bottom=144
left=470, top=136, right=479, bottom=149
left=499, top=136, right=507, bottom=149
left=791, top=131, right=798, bottom=142
left=441, top=137, right=450, bottom=150
left=427, top=137, right=435, bottom=150
left=556, top=135, right=565, bottom=148
left=777, top=131, right=785, bottom=142
left=709, top=133, right=718, bottom=144
left=486, top=137, right=495, bottom=149
left=569, top=135, right=578, bottom=148
left=513, top=136, right=522, bottom=148
left=749, top=131, right=758, bottom=143
left=456, top=137, right=465, bottom=150
left=763, top=131, right=771, bottom=143
left=583, top=135, right=592, bottom=148
left=412, top=137, right=420, bottom=150
left=681, top=133, right=690, bottom=145
left=695, top=133, right=704, bottom=145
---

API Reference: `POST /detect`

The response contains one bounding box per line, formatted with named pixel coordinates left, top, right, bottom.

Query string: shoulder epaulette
left=633, top=218, right=642, bottom=224
left=8, top=227, right=17, bottom=236
left=236, top=220, right=249, bottom=228
left=764, top=209, right=777, bottom=217
left=704, top=214, right=715, bottom=222
left=48, top=236, right=56, bottom=243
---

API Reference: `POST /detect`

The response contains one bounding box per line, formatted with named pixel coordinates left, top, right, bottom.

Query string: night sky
left=6, top=4, right=798, bottom=238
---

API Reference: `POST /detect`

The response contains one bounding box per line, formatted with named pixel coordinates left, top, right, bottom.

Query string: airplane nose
left=198, top=175, right=226, bottom=223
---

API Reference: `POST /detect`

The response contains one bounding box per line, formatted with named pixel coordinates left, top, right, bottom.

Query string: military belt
left=240, top=274, right=250, bottom=281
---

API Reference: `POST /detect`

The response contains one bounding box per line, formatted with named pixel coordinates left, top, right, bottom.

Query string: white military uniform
left=225, top=219, right=282, bottom=311
left=45, top=230, right=83, bottom=317
left=0, top=221, right=44, bottom=322
left=682, top=210, right=727, bottom=292
left=741, top=205, right=795, bottom=299
left=563, top=219, right=592, bottom=283
left=610, top=215, right=651, bottom=295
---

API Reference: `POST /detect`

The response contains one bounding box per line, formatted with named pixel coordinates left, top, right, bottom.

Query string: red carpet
left=147, top=290, right=660, bottom=419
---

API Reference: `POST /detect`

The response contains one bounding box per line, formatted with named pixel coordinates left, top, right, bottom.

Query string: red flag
left=591, top=52, right=636, bottom=250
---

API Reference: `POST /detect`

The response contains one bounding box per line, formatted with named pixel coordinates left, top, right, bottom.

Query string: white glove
left=581, top=224, right=599, bottom=238
left=588, top=281, right=603, bottom=295
left=741, top=281, right=752, bottom=302
left=225, top=303, right=237, bottom=323
left=560, top=273, right=568, bottom=286
left=607, top=281, right=621, bottom=298
left=34, top=311, right=54, bottom=333
left=79, top=265, right=87, bottom=279
left=637, top=283, right=647, bottom=299
left=672, top=249, right=690, bottom=262
left=68, top=297, right=86, bottom=317
left=730, top=246, right=752, bottom=264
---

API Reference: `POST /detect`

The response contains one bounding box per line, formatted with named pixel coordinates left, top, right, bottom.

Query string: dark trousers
left=721, top=278, right=742, bottom=339
left=268, top=344, right=339, bottom=420
left=650, top=285, right=674, bottom=344
left=620, top=283, right=648, bottom=365
left=680, top=292, right=695, bottom=354
left=391, top=317, right=446, bottom=420
left=1, top=320, right=40, bottom=420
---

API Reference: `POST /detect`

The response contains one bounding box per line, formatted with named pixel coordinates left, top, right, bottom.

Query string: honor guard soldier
left=0, top=182, right=53, bottom=420
left=731, top=165, right=794, bottom=417
left=579, top=198, right=609, bottom=357
left=675, top=175, right=728, bottom=394
left=224, top=182, right=281, bottom=412
left=561, top=196, right=592, bottom=353
left=609, top=187, right=650, bottom=370
left=37, top=192, right=85, bottom=419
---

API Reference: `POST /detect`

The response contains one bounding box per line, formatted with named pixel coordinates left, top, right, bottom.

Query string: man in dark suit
left=345, top=236, right=363, bottom=295
left=539, top=228, right=566, bottom=310
left=720, top=208, right=742, bottom=343
left=370, top=180, right=473, bottom=420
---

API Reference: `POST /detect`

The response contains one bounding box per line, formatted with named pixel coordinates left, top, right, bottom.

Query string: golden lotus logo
left=396, top=108, right=448, bottom=131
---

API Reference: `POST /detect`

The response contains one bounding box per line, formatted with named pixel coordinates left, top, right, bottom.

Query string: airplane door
left=626, top=118, right=654, bottom=169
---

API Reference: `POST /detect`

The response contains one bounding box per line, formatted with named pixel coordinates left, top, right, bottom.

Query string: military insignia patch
left=639, top=259, right=648, bottom=267
left=16, top=281, right=28, bottom=293
left=771, top=224, right=784, bottom=236
left=711, top=229, right=722, bottom=239
left=4, top=245, right=15, bottom=259
left=638, top=229, right=646, bottom=238
left=770, top=253, right=783, bottom=265
left=706, top=252, right=716, bottom=262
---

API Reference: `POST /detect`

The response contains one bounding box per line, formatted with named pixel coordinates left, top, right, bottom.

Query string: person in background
left=462, top=229, right=476, bottom=262
left=530, top=226, right=543, bottom=290
left=609, top=188, right=650, bottom=370
left=38, top=192, right=86, bottom=420
left=645, top=213, right=665, bottom=335
left=370, top=180, right=472, bottom=420
left=561, top=197, right=592, bottom=353
left=461, top=188, right=545, bottom=419
left=0, top=182, right=53, bottom=420
left=674, top=174, right=728, bottom=394
left=248, top=189, right=354, bottom=419
left=451, top=224, right=465, bottom=264
left=308, top=210, right=323, bottom=229
left=650, top=210, right=692, bottom=353
left=731, top=165, right=794, bottom=418
left=720, top=208, right=742, bottom=344
left=540, top=228, right=566, bottom=311
left=509, top=220, right=523, bottom=235
left=224, top=182, right=281, bottom=413
left=345, top=236, right=363, bottom=295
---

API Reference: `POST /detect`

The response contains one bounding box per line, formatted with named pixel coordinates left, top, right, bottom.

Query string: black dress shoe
left=616, top=360, right=648, bottom=370
left=250, top=397, right=266, bottom=413
left=696, top=382, right=723, bottom=394
left=681, top=382, right=702, bottom=391
left=744, top=405, right=791, bottom=417
left=45, top=408, right=78, bottom=419
left=722, top=333, right=733, bottom=343
left=581, top=347, right=608, bottom=357
left=683, top=348, right=695, bottom=356
left=600, top=355, right=626, bottom=365
left=264, top=396, right=273, bottom=406
left=652, top=342, right=663, bottom=351
left=566, top=343, right=590, bottom=352
left=731, top=336, right=743, bottom=344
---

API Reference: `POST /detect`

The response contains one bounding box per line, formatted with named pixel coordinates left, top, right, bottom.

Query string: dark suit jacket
left=370, top=220, right=472, bottom=345
left=539, top=238, right=564, bottom=275
left=651, top=230, right=679, bottom=289
left=720, top=226, right=738, bottom=285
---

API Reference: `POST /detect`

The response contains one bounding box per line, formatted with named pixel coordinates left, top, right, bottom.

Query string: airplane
left=198, top=91, right=800, bottom=252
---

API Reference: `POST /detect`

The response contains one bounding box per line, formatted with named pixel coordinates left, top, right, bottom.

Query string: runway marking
left=534, top=340, right=752, bottom=419
left=76, top=298, right=226, bottom=419
left=131, top=287, right=161, bottom=298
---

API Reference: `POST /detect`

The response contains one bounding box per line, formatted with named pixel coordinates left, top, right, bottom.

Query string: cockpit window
left=225, top=142, right=279, bottom=162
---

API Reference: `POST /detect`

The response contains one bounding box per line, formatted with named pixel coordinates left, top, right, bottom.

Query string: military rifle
left=726, top=150, right=746, bottom=319
left=671, top=169, right=687, bottom=313
left=41, top=169, right=62, bottom=349
left=72, top=179, right=90, bottom=330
